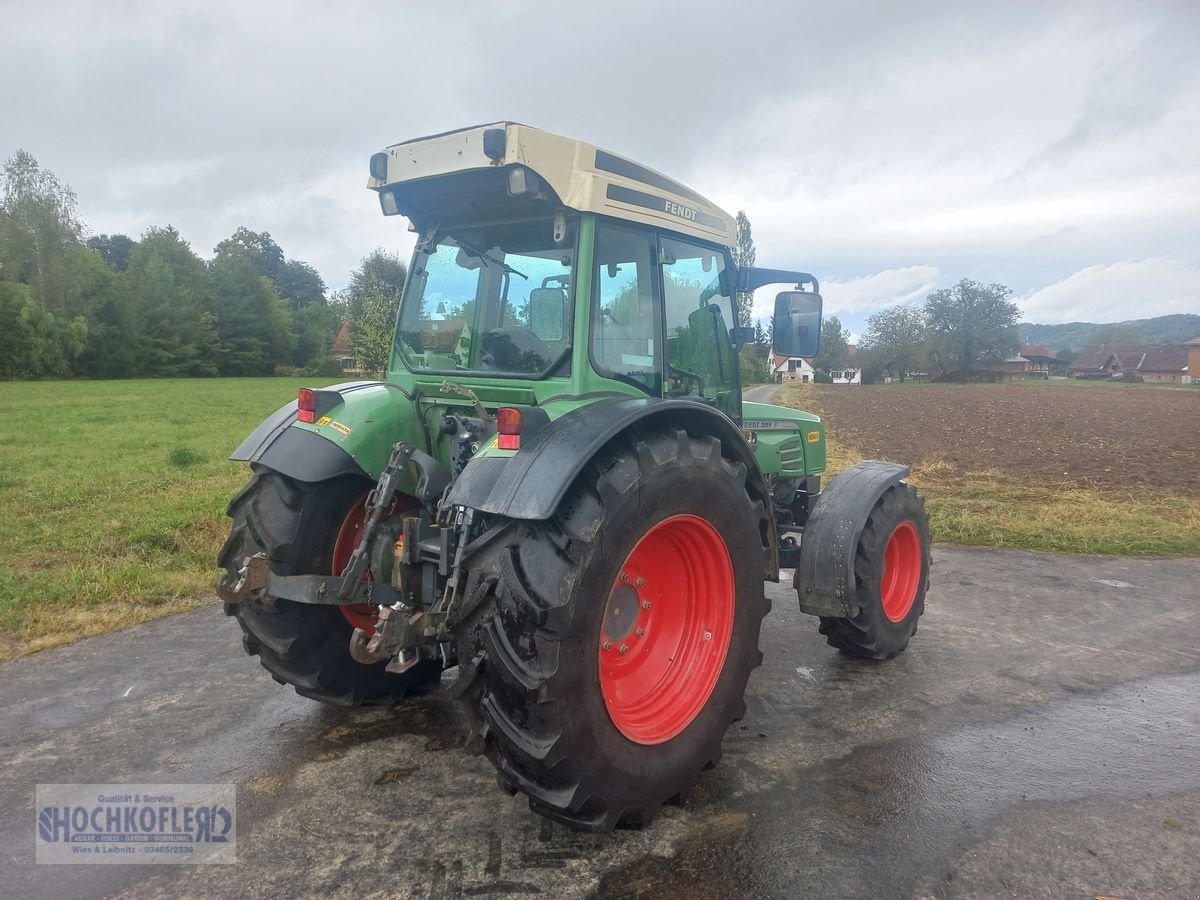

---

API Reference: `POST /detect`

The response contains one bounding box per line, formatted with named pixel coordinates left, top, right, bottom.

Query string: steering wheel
left=667, top=364, right=705, bottom=397
left=482, top=327, right=556, bottom=372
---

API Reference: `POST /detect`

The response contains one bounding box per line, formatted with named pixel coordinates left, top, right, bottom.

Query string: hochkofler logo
left=35, top=784, right=236, bottom=865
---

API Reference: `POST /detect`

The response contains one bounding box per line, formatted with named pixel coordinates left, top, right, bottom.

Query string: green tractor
left=218, top=123, right=930, bottom=831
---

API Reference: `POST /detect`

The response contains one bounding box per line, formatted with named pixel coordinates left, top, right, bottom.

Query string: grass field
left=776, top=382, right=1200, bottom=557
left=0, top=378, right=339, bottom=659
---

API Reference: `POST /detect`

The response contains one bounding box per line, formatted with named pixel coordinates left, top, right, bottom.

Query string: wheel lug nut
left=641, top=600, right=651, bottom=610
left=703, top=631, right=712, bottom=641
left=602, top=640, right=613, bottom=651
left=620, top=573, right=629, bottom=583
left=619, top=644, right=629, bottom=654
left=635, top=627, right=645, bottom=637
left=635, top=577, right=645, bottom=587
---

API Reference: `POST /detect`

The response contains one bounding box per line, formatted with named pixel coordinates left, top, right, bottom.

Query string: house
left=1019, top=345, right=1059, bottom=377
left=332, top=321, right=360, bottom=374
left=1185, top=336, right=1200, bottom=385
left=772, top=352, right=815, bottom=384
left=985, top=354, right=1031, bottom=381
left=1069, top=343, right=1190, bottom=383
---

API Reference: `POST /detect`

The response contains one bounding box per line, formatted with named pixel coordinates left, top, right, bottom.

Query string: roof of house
left=1020, top=344, right=1056, bottom=360
left=1069, top=344, right=1188, bottom=373
left=332, top=321, right=353, bottom=353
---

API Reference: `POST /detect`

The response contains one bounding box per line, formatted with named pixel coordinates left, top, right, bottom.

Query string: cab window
left=590, top=223, right=659, bottom=393
left=661, top=236, right=739, bottom=418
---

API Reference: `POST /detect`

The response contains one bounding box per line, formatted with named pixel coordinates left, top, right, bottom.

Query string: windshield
left=395, top=218, right=574, bottom=377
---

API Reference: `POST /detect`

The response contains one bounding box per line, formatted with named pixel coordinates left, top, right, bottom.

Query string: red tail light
left=496, top=407, right=522, bottom=450
left=297, top=387, right=317, bottom=424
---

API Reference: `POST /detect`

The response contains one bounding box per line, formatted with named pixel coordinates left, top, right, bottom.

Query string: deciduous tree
left=924, top=279, right=1020, bottom=376
left=732, top=210, right=756, bottom=325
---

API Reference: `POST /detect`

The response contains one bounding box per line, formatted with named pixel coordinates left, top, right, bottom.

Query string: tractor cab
left=368, top=123, right=818, bottom=424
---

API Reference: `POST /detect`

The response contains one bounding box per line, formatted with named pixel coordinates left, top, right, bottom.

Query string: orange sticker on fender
left=807, top=431, right=821, bottom=442
left=328, top=421, right=352, bottom=438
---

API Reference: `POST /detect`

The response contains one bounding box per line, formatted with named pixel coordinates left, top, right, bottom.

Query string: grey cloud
left=2, top=0, right=1196, bottom=322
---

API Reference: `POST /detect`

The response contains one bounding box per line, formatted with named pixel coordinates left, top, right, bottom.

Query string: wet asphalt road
left=3, top=546, right=1199, bottom=899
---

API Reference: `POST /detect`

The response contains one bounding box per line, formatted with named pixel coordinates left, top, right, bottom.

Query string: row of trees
left=0, top=150, right=404, bottom=379
left=855, top=280, right=1022, bottom=380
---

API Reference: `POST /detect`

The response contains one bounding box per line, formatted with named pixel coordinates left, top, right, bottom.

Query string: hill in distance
left=1019, top=314, right=1200, bottom=352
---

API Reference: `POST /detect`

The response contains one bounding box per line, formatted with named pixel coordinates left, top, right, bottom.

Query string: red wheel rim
left=598, top=514, right=735, bottom=745
left=881, top=520, right=921, bottom=622
left=332, top=493, right=413, bottom=635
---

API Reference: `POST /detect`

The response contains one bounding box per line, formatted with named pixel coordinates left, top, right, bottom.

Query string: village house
left=1186, top=336, right=1200, bottom=385
left=332, top=321, right=360, bottom=375
left=1069, top=343, right=1190, bottom=383
left=772, top=351, right=815, bottom=384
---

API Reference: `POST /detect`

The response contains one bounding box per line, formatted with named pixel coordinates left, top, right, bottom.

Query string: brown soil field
left=811, top=383, right=1200, bottom=494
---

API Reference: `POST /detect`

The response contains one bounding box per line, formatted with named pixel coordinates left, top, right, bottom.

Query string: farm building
left=1186, top=336, right=1200, bottom=385
left=772, top=352, right=815, bottom=384
left=1019, top=345, right=1060, bottom=377
left=1069, top=343, right=1189, bottom=383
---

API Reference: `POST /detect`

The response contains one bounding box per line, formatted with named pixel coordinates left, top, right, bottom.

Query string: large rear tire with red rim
left=218, top=470, right=442, bottom=706
left=818, top=482, right=930, bottom=660
left=453, top=426, right=771, bottom=831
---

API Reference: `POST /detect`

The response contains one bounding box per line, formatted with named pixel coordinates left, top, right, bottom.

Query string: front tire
left=453, top=427, right=771, bottom=831
left=218, top=470, right=441, bottom=706
left=818, top=482, right=930, bottom=659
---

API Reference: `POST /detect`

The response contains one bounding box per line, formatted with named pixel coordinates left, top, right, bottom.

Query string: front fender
left=793, top=460, right=911, bottom=617
left=230, top=381, right=414, bottom=484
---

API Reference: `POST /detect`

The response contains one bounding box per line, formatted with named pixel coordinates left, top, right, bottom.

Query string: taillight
left=496, top=407, right=522, bottom=450
left=297, top=387, right=317, bottom=424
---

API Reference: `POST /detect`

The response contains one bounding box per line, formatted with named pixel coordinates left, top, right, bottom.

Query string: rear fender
left=445, top=397, right=779, bottom=579
left=230, top=381, right=413, bottom=485
left=793, top=461, right=911, bottom=617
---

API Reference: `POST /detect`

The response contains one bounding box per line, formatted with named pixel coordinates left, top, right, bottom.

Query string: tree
left=732, top=210, right=756, bottom=325
left=209, top=249, right=292, bottom=376
left=274, top=258, right=326, bottom=310
left=812, top=315, right=850, bottom=377
left=86, top=234, right=135, bottom=272
left=0, top=150, right=87, bottom=317
left=124, top=227, right=218, bottom=376
left=346, top=249, right=408, bottom=377
left=1056, top=347, right=1077, bottom=366
left=213, top=227, right=285, bottom=282
left=862, top=306, right=927, bottom=381
left=923, top=279, right=1020, bottom=377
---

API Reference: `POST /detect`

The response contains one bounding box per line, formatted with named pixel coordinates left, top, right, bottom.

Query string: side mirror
left=529, top=287, right=568, bottom=341
left=772, top=291, right=822, bottom=359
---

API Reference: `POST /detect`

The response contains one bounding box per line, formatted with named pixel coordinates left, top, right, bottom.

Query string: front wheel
left=818, top=482, right=930, bottom=659
left=453, top=427, right=771, bottom=831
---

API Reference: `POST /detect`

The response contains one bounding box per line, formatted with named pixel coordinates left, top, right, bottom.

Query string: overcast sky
left=2, top=0, right=1197, bottom=334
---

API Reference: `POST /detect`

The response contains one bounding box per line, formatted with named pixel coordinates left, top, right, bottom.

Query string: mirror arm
left=738, top=267, right=820, bottom=294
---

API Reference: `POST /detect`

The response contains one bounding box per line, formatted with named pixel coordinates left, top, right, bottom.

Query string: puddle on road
left=599, top=670, right=1200, bottom=898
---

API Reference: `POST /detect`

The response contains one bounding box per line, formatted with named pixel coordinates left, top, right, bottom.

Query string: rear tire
left=818, top=482, right=930, bottom=660
left=218, top=470, right=442, bottom=706
left=453, top=426, right=770, bottom=831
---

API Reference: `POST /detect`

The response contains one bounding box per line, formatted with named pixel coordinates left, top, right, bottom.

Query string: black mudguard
left=445, top=397, right=779, bottom=579
left=794, top=461, right=912, bottom=617
left=228, top=381, right=378, bottom=484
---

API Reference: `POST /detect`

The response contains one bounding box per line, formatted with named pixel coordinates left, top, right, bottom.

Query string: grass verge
left=0, top=377, right=340, bottom=660
left=775, top=383, right=1200, bottom=557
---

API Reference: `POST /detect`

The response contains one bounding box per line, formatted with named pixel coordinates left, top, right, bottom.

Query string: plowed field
left=810, top=383, right=1200, bottom=494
